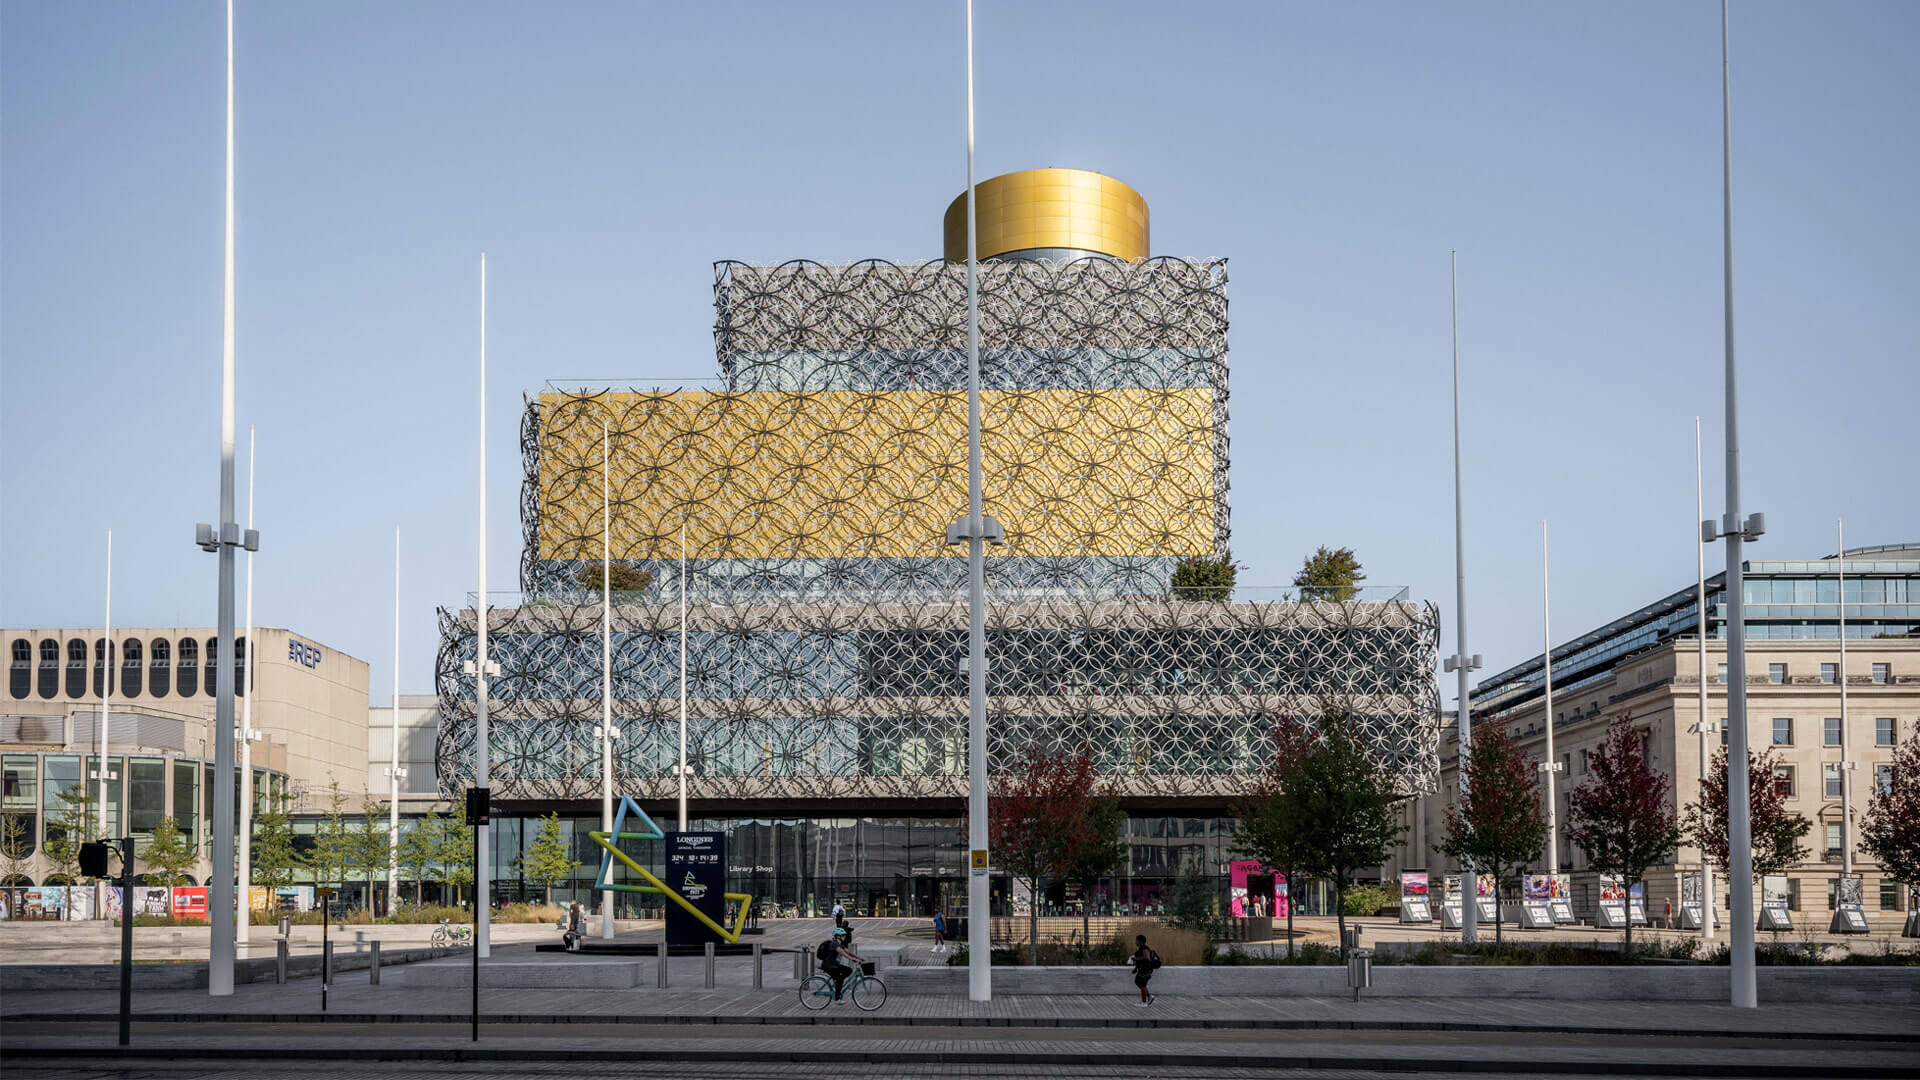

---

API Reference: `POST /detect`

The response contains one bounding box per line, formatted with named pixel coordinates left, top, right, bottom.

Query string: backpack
left=817, top=939, right=838, bottom=965
left=1148, top=948, right=1162, bottom=970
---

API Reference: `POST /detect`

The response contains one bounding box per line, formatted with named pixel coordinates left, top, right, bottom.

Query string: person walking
left=832, top=900, right=846, bottom=928
left=931, top=908, right=947, bottom=953
left=563, top=899, right=585, bottom=952
left=1128, top=933, right=1160, bottom=1006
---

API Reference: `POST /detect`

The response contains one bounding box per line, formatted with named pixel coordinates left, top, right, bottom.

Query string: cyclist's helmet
left=832, top=926, right=848, bottom=937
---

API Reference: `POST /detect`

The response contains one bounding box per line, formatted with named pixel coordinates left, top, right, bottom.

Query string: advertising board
left=664, top=831, right=728, bottom=946
left=172, top=886, right=208, bottom=918
left=1228, top=860, right=1287, bottom=918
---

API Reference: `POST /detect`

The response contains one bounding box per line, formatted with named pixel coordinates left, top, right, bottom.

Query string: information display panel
left=664, top=831, right=729, bottom=946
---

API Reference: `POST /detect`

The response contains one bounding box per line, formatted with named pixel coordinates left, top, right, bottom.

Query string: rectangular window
left=84, top=755, right=123, bottom=838
left=1786, top=878, right=1802, bottom=911
left=1877, top=718, right=1896, bottom=746
left=1825, top=717, right=1842, bottom=746
left=2, top=753, right=37, bottom=810
left=1717, top=663, right=1729, bottom=684
left=1578, top=750, right=1589, bottom=775
left=1773, top=765, right=1795, bottom=799
left=128, top=757, right=166, bottom=836
left=1773, top=717, right=1793, bottom=746
left=173, top=759, right=199, bottom=853
left=1883, top=879, right=1905, bottom=911
left=1825, top=823, right=1843, bottom=859
left=1876, top=765, right=1893, bottom=794
left=1769, top=663, right=1787, bottom=684
left=1821, top=663, right=1839, bottom=684
left=1824, top=763, right=1844, bottom=799
left=1871, top=662, right=1890, bottom=684
left=41, top=754, right=83, bottom=852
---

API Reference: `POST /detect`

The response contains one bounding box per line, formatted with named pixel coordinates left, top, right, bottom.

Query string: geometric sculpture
left=588, top=795, right=753, bottom=944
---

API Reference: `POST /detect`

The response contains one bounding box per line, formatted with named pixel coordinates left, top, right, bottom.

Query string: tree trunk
left=1081, top=890, right=1090, bottom=966
left=1029, top=876, right=1040, bottom=966
left=1334, top=879, right=1348, bottom=962
left=1623, top=876, right=1634, bottom=955
left=1285, top=868, right=1295, bottom=960
left=1493, top=868, right=1502, bottom=944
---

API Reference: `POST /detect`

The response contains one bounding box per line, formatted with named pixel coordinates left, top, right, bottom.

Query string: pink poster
left=1227, top=859, right=1288, bottom=918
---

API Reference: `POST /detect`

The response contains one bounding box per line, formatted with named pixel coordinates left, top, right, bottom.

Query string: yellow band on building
left=943, top=168, right=1149, bottom=263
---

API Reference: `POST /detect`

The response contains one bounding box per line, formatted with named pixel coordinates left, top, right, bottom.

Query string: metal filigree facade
left=439, top=255, right=1442, bottom=806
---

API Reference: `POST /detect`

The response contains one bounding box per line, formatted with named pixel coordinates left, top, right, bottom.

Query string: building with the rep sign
left=433, top=170, right=1443, bottom=922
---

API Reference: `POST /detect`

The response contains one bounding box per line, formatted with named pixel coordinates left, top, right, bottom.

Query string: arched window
left=65, top=638, right=87, bottom=698
left=203, top=637, right=218, bottom=697
left=9, top=639, right=28, bottom=700
left=149, top=638, right=170, bottom=699
left=121, top=639, right=142, bottom=700
left=176, top=638, right=198, bottom=698
left=38, top=639, right=59, bottom=699
left=93, top=637, right=111, bottom=698
left=235, top=636, right=247, bottom=699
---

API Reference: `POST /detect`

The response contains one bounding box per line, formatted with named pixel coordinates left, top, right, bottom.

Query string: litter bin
left=1341, top=924, right=1364, bottom=953
left=1346, top=948, right=1374, bottom=1002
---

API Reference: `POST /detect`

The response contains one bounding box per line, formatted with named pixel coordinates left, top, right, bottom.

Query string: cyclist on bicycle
left=818, top=925, right=865, bottom=1001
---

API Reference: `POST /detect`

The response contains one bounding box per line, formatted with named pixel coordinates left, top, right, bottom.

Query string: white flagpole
left=237, top=426, right=255, bottom=942
left=475, top=253, right=491, bottom=957
left=601, top=422, right=616, bottom=938
left=1696, top=417, right=1715, bottom=943
left=99, top=531, right=112, bottom=847
left=207, top=0, right=240, bottom=995
left=1540, top=521, right=1558, bottom=877
left=678, top=523, right=688, bottom=830
left=963, top=0, right=991, bottom=1002
left=1837, top=518, right=1851, bottom=878
left=1447, top=250, right=1481, bottom=943
left=389, top=527, right=401, bottom=916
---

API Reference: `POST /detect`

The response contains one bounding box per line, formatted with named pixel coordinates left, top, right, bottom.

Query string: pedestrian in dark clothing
left=1129, top=933, right=1160, bottom=1005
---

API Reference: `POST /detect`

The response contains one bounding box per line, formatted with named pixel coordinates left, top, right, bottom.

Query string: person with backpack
left=1128, top=933, right=1160, bottom=1006
left=817, top=925, right=865, bottom=1002
left=931, top=908, right=947, bottom=953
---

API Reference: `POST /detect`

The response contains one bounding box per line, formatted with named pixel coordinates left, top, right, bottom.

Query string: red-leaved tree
left=1435, top=727, right=1547, bottom=943
left=1859, top=727, right=1920, bottom=908
left=1685, top=746, right=1812, bottom=887
left=1233, top=715, right=1315, bottom=957
left=1565, top=717, right=1681, bottom=952
left=981, top=742, right=1113, bottom=964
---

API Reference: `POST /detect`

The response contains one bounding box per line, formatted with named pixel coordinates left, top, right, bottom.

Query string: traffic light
left=79, top=842, right=113, bottom=878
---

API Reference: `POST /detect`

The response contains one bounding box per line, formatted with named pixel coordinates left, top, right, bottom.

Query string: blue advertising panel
left=664, top=831, right=727, bottom=946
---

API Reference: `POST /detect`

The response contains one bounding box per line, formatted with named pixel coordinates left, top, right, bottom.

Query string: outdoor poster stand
left=1828, top=874, right=1868, bottom=935
left=1519, top=901, right=1552, bottom=929
left=1398, top=871, right=1432, bottom=924
left=1596, top=901, right=1628, bottom=929
left=1758, top=874, right=1793, bottom=932
left=1474, top=897, right=1498, bottom=924
left=1628, top=900, right=1648, bottom=926
left=1440, top=902, right=1464, bottom=930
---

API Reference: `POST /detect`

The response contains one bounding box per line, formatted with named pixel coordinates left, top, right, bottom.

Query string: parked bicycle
left=430, top=920, right=474, bottom=948
left=799, top=961, right=885, bottom=1011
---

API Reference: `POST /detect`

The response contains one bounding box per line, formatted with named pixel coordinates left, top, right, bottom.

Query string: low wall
left=884, top=964, right=1920, bottom=1003
left=0, top=945, right=459, bottom=992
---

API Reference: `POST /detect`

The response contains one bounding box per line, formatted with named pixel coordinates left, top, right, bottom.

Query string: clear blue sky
left=3, top=1, right=1914, bottom=702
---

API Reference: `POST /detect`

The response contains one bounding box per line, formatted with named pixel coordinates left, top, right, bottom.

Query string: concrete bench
left=401, top=961, right=640, bottom=989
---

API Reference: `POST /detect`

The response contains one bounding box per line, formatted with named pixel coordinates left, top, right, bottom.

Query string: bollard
left=704, top=941, right=715, bottom=988
left=279, top=916, right=291, bottom=939
left=322, top=940, right=334, bottom=1013
left=793, top=946, right=804, bottom=980
left=752, top=942, right=762, bottom=990
left=656, top=942, right=669, bottom=988
left=275, top=938, right=289, bottom=985
left=369, top=940, right=381, bottom=985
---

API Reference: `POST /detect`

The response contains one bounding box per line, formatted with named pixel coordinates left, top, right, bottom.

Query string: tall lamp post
left=1444, top=250, right=1483, bottom=942
left=1695, top=417, right=1715, bottom=943
left=1539, top=522, right=1562, bottom=876
left=238, top=427, right=256, bottom=942
left=389, top=527, right=403, bottom=917
left=1701, top=0, right=1763, bottom=1009
left=466, top=254, right=496, bottom=959
left=598, top=422, right=619, bottom=938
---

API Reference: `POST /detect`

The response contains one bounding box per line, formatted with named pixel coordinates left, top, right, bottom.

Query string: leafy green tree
left=1436, top=727, right=1548, bottom=943
left=1860, top=727, right=1920, bottom=901
left=305, top=778, right=356, bottom=893
left=141, top=817, right=198, bottom=912
left=1569, top=718, right=1683, bottom=952
left=1064, top=798, right=1127, bottom=958
left=1293, top=546, right=1366, bottom=601
left=574, top=562, right=654, bottom=595
left=42, top=780, right=94, bottom=886
left=1233, top=715, right=1315, bottom=956
left=1165, top=862, right=1218, bottom=936
left=0, top=810, right=35, bottom=886
left=1288, top=706, right=1405, bottom=959
left=1170, top=553, right=1239, bottom=601
left=398, top=812, right=441, bottom=906
left=353, top=798, right=395, bottom=916
left=432, top=801, right=476, bottom=908
left=514, top=812, right=581, bottom=906
left=250, top=781, right=300, bottom=890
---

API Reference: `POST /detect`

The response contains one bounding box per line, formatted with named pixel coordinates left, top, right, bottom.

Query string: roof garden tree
left=516, top=812, right=582, bottom=907
left=1435, top=726, right=1548, bottom=944
left=1293, top=546, right=1366, bottom=602
left=1287, top=704, right=1405, bottom=960
left=982, top=741, right=1108, bottom=964
left=1233, top=714, right=1316, bottom=957
left=1170, top=553, right=1239, bottom=601
left=1858, top=726, right=1920, bottom=907
left=1564, top=717, right=1681, bottom=953
left=574, top=562, right=654, bottom=596
left=1685, top=746, right=1812, bottom=889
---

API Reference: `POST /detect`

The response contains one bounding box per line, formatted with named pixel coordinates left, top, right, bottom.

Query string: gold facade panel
left=943, top=168, right=1149, bottom=262
left=537, top=388, right=1213, bottom=563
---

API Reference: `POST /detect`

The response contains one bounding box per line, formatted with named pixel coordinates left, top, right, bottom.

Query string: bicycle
left=799, top=962, right=886, bottom=1011
left=430, top=920, right=474, bottom=948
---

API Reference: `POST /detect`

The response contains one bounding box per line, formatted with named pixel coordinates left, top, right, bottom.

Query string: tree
left=515, top=812, right=580, bottom=906
left=353, top=798, right=395, bottom=916
left=1685, top=746, right=1812, bottom=885
left=1063, top=798, right=1127, bottom=958
left=1435, top=727, right=1547, bottom=943
left=42, top=780, right=94, bottom=887
left=1563, top=718, right=1681, bottom=952
left=432, top=800, right=476, bottom=908
left=0, top=810, right=34, bottom=887
left=142, top=817, right=198, bottom=913
left=398, top=812, right=441, bottom=907
left=574, top=562, right=654, bottom=595
left=1164, top=862, right=1217, bottom=935
left=1233, top=714, right=1316, bottom=957
left=1287, top=706, right=1405, bottom=960
left=1858, top=727, right=1920, bottom=904
left=1170, top=553, right=1239, bottom=601
left=250, top=781, right=300, bottom=891
left=984, top=742, right=1108, bottom=964
left=305, top=778, right=355, bottom=894
left=1292, top=546, right=1365, bottom=601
